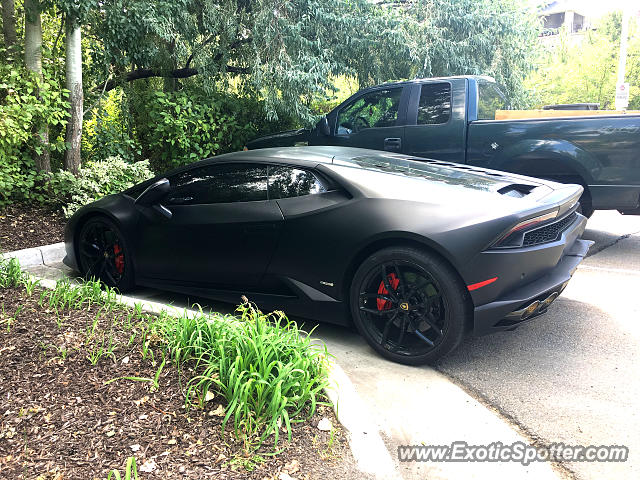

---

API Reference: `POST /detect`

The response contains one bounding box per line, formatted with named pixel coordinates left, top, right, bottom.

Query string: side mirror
left=135, top=178, right=172, bottom=219
left=317, top=116, right=331, bottom=136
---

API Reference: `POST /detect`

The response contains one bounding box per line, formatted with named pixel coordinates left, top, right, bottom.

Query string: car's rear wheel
left=349, top=247, right=469, bottom=365
left=77, top=217, right=134, bottom=291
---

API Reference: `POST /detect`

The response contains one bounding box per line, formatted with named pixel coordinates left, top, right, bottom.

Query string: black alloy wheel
left=350, top=247, right=469, bottom=365
left=77, top=217, right=134, bottom=290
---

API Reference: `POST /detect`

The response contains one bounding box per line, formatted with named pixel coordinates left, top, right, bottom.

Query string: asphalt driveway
left=437, top=211, right=640, bottom=480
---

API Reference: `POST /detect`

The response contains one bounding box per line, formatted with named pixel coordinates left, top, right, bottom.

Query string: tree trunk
left=24, top=0, right=51, bottom=173
left=64, top=18, right=82, bottom=176
left=163, top=39, right=178, bottom=92
left=1, top=0, right=17, bottom=49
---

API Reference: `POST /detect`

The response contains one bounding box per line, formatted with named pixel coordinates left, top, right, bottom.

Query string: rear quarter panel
left=267, top=196, right=518, bottom=304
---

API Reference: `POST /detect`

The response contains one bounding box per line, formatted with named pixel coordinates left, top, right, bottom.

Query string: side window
left=166, top=163, right=267, bottom=205
left=337, top=88, right=403, bottom=135
left=477, top=81, right=507, bottom=120
left=268, top=166, right=327, bottom=199
left=417, top=83, right=451, bottom=125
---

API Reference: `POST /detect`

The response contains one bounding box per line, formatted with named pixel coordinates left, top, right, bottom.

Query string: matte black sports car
left=64, top=147, right=592, bottom=364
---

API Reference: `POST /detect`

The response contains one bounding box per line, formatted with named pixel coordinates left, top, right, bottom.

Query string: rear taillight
left=492, top=209, right=559, bottom=248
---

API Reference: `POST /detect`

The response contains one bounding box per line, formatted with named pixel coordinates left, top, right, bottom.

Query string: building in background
left=540, top=1, right=591, bottom=36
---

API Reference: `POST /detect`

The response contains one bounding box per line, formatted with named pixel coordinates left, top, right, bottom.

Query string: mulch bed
left=0, top=286, right=364, bottom=480
left=0, top=204, right=66, bottom=253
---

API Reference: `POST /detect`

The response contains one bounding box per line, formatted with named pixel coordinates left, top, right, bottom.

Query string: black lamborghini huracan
left=64, top=147, right=592, bottom=364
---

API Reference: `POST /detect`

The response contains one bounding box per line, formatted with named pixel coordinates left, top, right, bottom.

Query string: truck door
left=402, top=81, right=467, bottom=163
left=328, top=85, right=408, bottom=153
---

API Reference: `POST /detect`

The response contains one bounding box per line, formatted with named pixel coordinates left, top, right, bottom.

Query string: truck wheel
left=573, top=186, right=593, bottom=218
left=541, top=175, right=593, bottom=218
left=577, top=201, right=594, bottom=219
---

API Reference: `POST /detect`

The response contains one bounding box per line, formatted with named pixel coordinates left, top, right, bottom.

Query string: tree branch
left=84, top=74, right=111, bottom=116
left=52, top=11, right=65, bottom=55
left=185, top=35, right=215, bottom=68
left=185, top=36, right=253, bottom=69
left=103, top=65, right=250, bottom=92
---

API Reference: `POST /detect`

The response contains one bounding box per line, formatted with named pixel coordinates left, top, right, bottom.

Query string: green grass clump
left=0, top=257, right=332, bottom=452
left=0, top=257, right=26, bottom=288
left=107, top=456, right=138, bottom=480
left=160, top=302, right=330, bottom=448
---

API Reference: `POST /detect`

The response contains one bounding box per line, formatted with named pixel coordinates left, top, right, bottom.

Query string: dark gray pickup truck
left=247, top=75, right=640, bottom=217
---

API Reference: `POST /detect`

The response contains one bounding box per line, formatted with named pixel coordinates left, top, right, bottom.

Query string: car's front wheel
left=77, top=217, right=135, bottom=291
left=349, top=247, right=470, bottom=365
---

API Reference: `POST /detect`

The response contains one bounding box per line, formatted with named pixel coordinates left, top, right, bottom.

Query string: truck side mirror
left=317, top=116, right=331, bottom=136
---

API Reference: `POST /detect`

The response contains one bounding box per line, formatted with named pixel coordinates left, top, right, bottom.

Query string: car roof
left=210, top=146, right=339, bottom=166
left=205, top=146, right=519, bottom=186
left=125, top=146, right=548, bottom=206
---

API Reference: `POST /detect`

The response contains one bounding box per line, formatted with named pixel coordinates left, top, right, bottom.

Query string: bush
left=0, top=156, right=68, bottom=207
left=61, top=157, right=154, bottom=217
left=134, top=89, right=254, bottom=172
left=83, top=90, right=142, bottom=164
left=129, top=86, right=300, bottom=173
left=0, top=155, right=152, bottom=214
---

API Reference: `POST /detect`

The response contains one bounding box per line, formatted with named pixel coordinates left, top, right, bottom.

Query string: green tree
left=24, top=0, right=51, bottom=172
left=57, top=0, right=92, bottom=175
left=87, top=0, right=422, bottom=122
left=408, top=0, right=541, bottom=107
left=88, top=0, right=539, bottom=121
left=1, top=0, right=18, bottom=50
left=526, top=12, right=639, bottom=110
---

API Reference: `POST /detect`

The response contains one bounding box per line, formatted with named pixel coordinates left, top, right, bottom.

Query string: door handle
left=384, top=137, right=402, bottom=152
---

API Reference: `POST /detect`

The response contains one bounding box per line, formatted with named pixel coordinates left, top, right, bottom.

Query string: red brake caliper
left=377, top=272, right=399, bottom=310
left=113, top=244, right=125, bottom=274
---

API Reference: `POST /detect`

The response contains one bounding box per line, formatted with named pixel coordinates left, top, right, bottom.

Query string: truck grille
left=522, top=212, right=578, bottom=247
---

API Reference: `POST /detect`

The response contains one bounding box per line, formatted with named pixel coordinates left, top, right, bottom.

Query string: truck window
left=337, top=88, right=403, bottom=135
left=477, top=82, right=507, bottom=120
left=417, top=83, right=451, bottom=125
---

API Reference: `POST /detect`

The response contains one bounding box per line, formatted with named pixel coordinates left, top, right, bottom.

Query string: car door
left=264, top=164, right=352, bottom=293
left=134, top=162, right=283, bottom=289
left=402, top=81, right=466, bottom=163
left=328, top=86, right=409, bottom=153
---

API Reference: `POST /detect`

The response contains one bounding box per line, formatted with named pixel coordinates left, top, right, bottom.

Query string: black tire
left=77, top=216, right=135, bottom=291
left=349, top=247, right=470, bottom=365
left=577, top=196, right=594, bottom=219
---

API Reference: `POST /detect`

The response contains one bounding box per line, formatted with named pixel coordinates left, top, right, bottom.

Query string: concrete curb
left=324, top=361, right=401, bottom=480
left=1, top=242, right=66, bottom=268
left=4, top=242, right=401, bottom=480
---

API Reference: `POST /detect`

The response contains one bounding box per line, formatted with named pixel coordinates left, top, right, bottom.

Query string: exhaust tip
left=520, top=300, right=541, bottom=320
left=540, top=291, right=559, bottom=310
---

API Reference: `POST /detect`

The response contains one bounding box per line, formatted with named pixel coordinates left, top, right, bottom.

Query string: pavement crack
left=585, top=229, right=640, bottom=258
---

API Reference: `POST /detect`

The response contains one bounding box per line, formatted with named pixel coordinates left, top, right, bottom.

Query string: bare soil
left=0, top=204, right=66, bottom=253
left=0, top=286, right=364, bottom=480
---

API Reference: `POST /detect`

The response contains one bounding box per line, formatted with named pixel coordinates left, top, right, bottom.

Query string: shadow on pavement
left=436, top=295, right=639, bottom=480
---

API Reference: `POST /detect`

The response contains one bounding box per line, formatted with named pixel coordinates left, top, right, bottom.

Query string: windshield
left=477, top=81, right=507, bottom=120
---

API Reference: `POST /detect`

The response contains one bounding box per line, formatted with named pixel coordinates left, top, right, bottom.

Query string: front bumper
left=472, top=236, right=593, bottom=336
